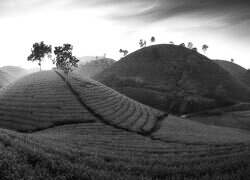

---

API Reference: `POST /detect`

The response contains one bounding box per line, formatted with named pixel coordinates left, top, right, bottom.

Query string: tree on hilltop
left=187, top=42, right=193, bottom=49
left=53, top=44, right=79, bottom=83
left=179, top=43, right=185, bottom=47
left=139, top=39, right=146, bottom=48
left=27, top=41, right=52, bottom=71
left=151, top=36, right=155, bottom=44
left=119, top=49, right=128, bottom=57
left=202, top=44, right=208, bottom=54
left=192, top=47, right=197, bottom=51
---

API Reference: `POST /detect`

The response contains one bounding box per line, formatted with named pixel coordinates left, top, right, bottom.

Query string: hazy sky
left=0, top=0, right=250, bottom=69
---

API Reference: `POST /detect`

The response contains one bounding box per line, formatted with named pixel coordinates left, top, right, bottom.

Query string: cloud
left=0, top=0, right=250, bottom=30
left=93, top=0, right=250, bottom=26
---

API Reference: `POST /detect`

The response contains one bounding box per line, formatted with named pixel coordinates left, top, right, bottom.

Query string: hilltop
left=74, top=58, right=115, bottom=78
left=94, top=44, right=250, bottom=114
left=215, top=60, right=250, bottom=87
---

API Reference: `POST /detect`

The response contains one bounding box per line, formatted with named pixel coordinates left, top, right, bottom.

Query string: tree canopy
left=202, top=44, right=209, bottom=54
left=27, top=41, right=52, bottom=71
left=53, top=44, right=79, bottom=80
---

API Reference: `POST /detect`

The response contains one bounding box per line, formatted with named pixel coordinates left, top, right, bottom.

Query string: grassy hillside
left=0, top=70, right=166, bottom=133
left=183, top=103, right=250, bottom=130
left=57, top=71, right=167, bottom=134
left=215, top=60, right=250, bottom=87
left=94, top=44, right=250, bottom=114
left=0, top=71, right=98, bottom=132
left=75, top=58, right=115, bottom=78
left=0, top=122, right=249, bottom=179
left=152, top=115, right=250, bottom=144
left=0, top=69, right=249, bottom=179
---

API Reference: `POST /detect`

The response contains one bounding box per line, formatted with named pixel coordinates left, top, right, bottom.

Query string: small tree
left=202, top=44, right=208, bottom=54
left=192, top=47, right=197, bottom=51
left=231, top=58, right=234, bottom=63
left=179, top=43, right=185, bottom=47
left=187, top=42, right=193, bottom=49
left=139, top=39, right=144, bottom=47
left=150, top=36, right=155, bottom=44
left=53, top=44, right=79, bottom=83
left=169, top=41, right=174, bottom=45
left=27, top=41, right=52, bottom=71
left=139, top=39, right=146, bottom=48
left=119, top=49, right=128, bottom=57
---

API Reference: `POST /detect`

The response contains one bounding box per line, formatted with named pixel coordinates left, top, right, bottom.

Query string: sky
left=0, top=0, right=250, bottom=69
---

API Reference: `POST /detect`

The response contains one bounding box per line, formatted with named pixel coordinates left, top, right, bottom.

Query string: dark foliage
left=27, top=41, right=52, bottom=71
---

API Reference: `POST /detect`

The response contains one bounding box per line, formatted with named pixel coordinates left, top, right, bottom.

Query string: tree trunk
left=39, top=60, right=41, bottom=71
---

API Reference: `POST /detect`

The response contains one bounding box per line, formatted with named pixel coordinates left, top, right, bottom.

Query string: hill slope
left=0, top=70, right=166, bottom=133
left=215, top=60, right=250, bottom=87
left=0, top=71, right=98, bottom=131
left=74, top=58, right=115, bottom=78
left=94, top=44, right=250, bottom=114
left=0, top=70, right=249, bottom=179
left=0, top=123, right=249, bottom=179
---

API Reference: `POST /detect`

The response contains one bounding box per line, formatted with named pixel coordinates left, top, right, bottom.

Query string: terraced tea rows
left=152, top=115, right=250, bottom=144
left=116, top=87, right=167, bottom=112
left=0, top=71, right=97, bottom=131
left=57, top=71, right=167, bottom=134
left=0, top=123, right=249, bottom=179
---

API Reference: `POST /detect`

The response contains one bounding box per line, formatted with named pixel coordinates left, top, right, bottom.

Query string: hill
left=94, top=44, right=250, bottom=114
left=0, top=66, right=27, bottom=79
left=0, top=122, right=249, bottom=179
left=0, top=66, right=28, bottom=88
left=0, top=70, right=249, bottom=179
left=215, top=60, right=250, bottom=87
left=74, top=58, right=115, bottom=78
left=0, top=70, right=165, bottom=133
left=77, top=56, right=106, bottom=65
left=0, top=70, right=13, bottom=88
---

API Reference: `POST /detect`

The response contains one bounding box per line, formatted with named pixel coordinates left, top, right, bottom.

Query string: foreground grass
left=0, top=122, right=249, bottom=180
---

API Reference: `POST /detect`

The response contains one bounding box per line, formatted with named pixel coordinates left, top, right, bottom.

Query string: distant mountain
left=94, top=44, right=250, bottom=114
left=75, top=58, right=115, bottom=78
left=215, top=60, right=250, bottom=87
left=0, top=66, right=27, bottom=79
left=0, top=66, right=28, bottom=88
left=0, top=70, right=12, bottom=88
left=77, top=56, right=105, bottom=65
